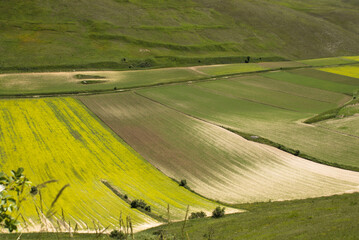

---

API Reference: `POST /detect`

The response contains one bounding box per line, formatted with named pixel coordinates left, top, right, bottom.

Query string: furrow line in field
left=191, top=84, right=299, bottom=112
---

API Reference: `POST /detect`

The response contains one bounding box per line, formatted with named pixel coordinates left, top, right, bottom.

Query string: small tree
left=130, top=199, right=151, bottom=212
left=179, top=179, right=187, bottom=187
left=109, top=229, right=127, bottom=239
left=212, top=207, right=225, bottom=218
left=0, top=168, right=31, bottom=232
left=189, top=211, right=206, bottom=219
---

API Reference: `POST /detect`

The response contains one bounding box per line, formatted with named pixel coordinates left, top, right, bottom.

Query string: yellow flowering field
left=319, top=65, right=359, bottom=79
left=0, top=98, right=228, bottom=230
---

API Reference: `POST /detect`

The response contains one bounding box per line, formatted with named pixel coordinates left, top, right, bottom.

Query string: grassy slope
left=137, top=75, right=359, bottom=169
left=137, top=193, right=359, bottom=240
left=79, top=92, right=359, bottom=204
left=0, top=97, right=225, bottom=230
left=0, top=0, right=359, bottom=69
left=2, top=193, right=359, bottom=239
left=316, top=115, right=359, bottom=138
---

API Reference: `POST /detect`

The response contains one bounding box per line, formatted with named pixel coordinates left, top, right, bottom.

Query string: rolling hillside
left=79, top=92, right=359, bottom=204
left=1, top=0, right=359, bottom=70
left=0, top=97, right=230, bottom=230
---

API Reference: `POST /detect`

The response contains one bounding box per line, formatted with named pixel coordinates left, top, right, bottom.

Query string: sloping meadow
left=79, top=92, right=359, bottom=204
left=0, top=97, right=227, bottom=231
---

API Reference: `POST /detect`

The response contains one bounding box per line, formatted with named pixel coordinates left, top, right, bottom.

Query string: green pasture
left=262, top=71, right=358, bottom=95
left=289, top=68, right=359, bottom=86
left=194, top=77, right=339, bottom=113
left=138, top=82, right=359, bottom=169
left=316, top=115, right=359, bottom=138
left=138, top=193, right=359, bottom=240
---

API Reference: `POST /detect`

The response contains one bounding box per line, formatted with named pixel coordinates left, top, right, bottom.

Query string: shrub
left=109, top=230, right=127, bottom=239
left=212, top=207, right=225, bottom=218
left=144, top=205, right=151, bottom=212
left=130, top=199, right=151, bottom=212
left=189, top=211, right=207, bottom=219
left=179, top=179, right=187, bottom=187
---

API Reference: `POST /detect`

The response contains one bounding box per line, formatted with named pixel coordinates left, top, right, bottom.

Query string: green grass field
left=78, top=92, right=359, bottom=205
left=137, top=193, right=359, bottom=240
left=2, top=193, right=359, bottom=239
left=137, top=77, right=359, bottom=169
left=261, top=71, right=358, bottom=95
left=316, top=116, right=359, bottom=138
left=0, top=97, right=226, bottom=230
left=288, top=68, right=359, bottom=86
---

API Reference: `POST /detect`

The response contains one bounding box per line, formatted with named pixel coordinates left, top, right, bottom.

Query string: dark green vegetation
left=1, top=0, right=359, bottom=70
left=137, top=193, right=359, bottom=240
left=1, top=193, right=359, bottom=239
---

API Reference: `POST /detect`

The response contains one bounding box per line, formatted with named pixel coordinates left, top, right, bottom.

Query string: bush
left=189, top=211, right=207, bottom=219
left=179, top=179, right=187, bottom=187
left=130, top=199, right=151, bottom=212
left=212, top=207, right=225, bottom=218
left=144, top=205, right=151, bottom=212
left=109, top=230, right=127, bottom=239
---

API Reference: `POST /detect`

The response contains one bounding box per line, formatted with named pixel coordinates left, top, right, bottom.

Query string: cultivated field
left=317, top=117, right=359, bottom=138
left=79, top=92, right=359, bottom=204
left=194, top=63, right=267, bottom=76
left=1, top=57, right=358, bottom=96
left=298, top=57, right=358, bottom=67
left=261, top=71, right=357, bottom=94
left=319, top=64, right=359, bottom=79
left=137, top=75, right=359, bottom=169
left=288, top=68, right=359, bottom=86
left=0, top=68, right=205, bottom=95
left=0, top=97, right=226, bottom=230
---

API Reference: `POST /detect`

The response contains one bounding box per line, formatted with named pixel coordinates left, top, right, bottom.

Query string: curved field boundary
left=79, top=92, right=359, bottom=204
left=136, top=83, right=359, bottom=169
left=0, top=97, right=230, bottom=230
